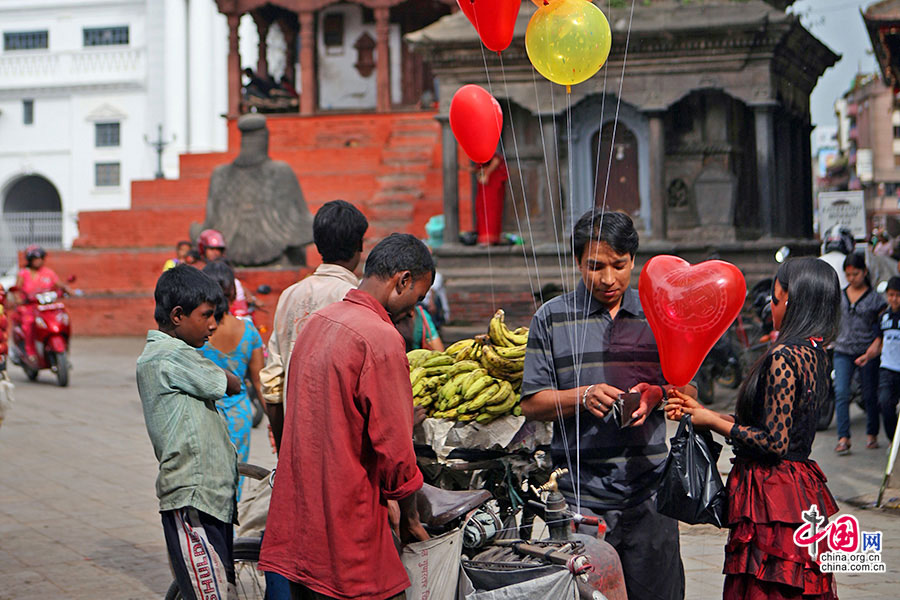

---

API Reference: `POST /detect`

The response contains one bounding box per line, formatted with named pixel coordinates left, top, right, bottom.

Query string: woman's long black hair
left=734, top=257, right=841, bottom=423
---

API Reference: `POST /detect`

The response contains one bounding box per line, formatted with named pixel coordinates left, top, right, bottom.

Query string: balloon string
left=577, top=0, right=614, bottom=377
left=577, top=0, right=635, bottom=371
left=566, top=89, right=583, bottom=513
left=499, top=53, right=542, bottom=312
left=471, top=7, right=539, bottom=313
left=478, top=165, right=497, bottom=311
left=532, top=65, right=577, bottom=491
left=469, top=8, right=500, bottom=313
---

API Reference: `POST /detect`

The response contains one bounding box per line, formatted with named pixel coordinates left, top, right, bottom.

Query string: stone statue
left=196, top=114, right=313, bottom=266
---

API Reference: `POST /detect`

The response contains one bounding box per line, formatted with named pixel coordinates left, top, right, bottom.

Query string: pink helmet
left=25, top=244, right=46, bottom=261
left=197, top=229, right=226, bottom=256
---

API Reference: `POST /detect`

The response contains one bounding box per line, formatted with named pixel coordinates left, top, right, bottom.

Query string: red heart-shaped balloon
left=457, top=0, right=522, bottom=53
left=450, top=85, right=503, bottom=164
left=638, top=256, right=746, bottom=387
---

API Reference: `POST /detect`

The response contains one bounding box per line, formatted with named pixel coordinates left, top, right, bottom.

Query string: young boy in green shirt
left=137, top=264, right=242, bottom=600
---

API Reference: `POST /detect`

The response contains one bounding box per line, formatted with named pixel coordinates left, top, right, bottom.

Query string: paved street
left=1, top=337, right=900, bottom=599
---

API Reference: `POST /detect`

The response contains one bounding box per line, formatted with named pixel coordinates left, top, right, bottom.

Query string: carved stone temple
left=408, top=0, right=838, bottom=248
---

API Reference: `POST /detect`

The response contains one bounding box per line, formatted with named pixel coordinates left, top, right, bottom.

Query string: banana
left=422, top=354, right=454, bottom=368
left=446, top=393, right=464, bottom=409
left=463, top=374, right=494, bottom=401
left=481, top=344, right=525, bottom=377
left=445, top=339, right=476, bottom=356
left=448, top=360, right=480, bottom=377
left=442, top=408, right=458, bottom=420
left=407, top=349, right=432, bottom=368
left=493, top=344, right=526, bottom=359
left=503, top=328, right=529, bottom=347
left=457, top=413, right=476, bottom=422
left=459, top=368, right=487, bottom=397
left=465, top=382, right=500, bottom=412
left=411, top=379, right=427, bottom=397
left=513, top=404, right=523, bottom=417
left=488, top=310, right=513, bottom=347
left=484, top=392, right=519, bottom=415
left=422, top=365, right=452, bottom=377
left=409, top=366, right=425, bottom=387
left=416, top=394, right=435, bottom=408
left=476, top=412, right=498, bottom=424
left=485, top=380, right=513, bottom=406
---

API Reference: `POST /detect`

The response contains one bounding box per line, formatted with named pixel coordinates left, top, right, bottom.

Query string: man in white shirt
left=260, top=200, right=367, bottom=449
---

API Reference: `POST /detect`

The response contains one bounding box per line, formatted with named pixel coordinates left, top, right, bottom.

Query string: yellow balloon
left=526, top=0, right=612, bottom=88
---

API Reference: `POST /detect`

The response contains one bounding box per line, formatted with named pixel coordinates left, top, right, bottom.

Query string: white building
left=0, top=0, right=230, bottom=266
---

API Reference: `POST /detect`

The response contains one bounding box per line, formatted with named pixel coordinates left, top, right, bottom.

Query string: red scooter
left=9, top=287, right=72, bottom=387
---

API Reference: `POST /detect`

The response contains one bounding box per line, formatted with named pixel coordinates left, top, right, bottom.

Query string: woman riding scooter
left=14, top=245, right=68, bottom=368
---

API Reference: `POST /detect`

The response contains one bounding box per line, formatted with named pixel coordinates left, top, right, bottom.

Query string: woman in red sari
left=475, top=153, right=508, bottom=245
left=666, top=257, right=841, bottom=599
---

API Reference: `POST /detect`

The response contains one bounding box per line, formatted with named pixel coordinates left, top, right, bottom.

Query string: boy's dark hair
left=186, top=249, right=201, bottom=262
left=153, top=264, right=225, bottom=327
left=314, top=200, right=369, bottom=263
left=176, top=240, right=192, bottom=249
left=202, top=260, right=236, bottom=306
left=571, top=210, right=639, bottom=261
left=888, top=276, right=900, bottom=293
left=363, top=233, right=435, bottom=282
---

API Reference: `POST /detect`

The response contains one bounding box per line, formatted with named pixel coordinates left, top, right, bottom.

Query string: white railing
left=0, top=47, right=145, bottom=89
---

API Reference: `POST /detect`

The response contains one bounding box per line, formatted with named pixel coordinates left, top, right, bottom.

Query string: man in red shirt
left=259, top=233, right=432, bottom=600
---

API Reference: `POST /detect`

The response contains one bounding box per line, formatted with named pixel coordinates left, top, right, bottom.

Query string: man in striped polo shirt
left=522, top=210, right=694, bottom=600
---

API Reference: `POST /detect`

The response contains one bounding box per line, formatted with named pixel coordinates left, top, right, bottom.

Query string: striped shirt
left=522, top=282, right=668, bottom=510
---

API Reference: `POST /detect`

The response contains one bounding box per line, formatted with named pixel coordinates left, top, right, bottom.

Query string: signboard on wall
left=856, top=149, right=874, bottom=183
left=818, top=191, right=867, bottom=239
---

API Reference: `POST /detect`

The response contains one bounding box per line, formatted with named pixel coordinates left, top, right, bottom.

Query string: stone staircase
left=54, top=111, right=445, bottom=336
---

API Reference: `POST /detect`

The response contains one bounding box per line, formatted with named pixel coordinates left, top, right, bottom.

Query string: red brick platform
left=59, top=111, right=459, bottom=338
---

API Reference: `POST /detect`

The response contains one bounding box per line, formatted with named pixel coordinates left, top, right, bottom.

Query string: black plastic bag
left=656, top=415, right=727, bottom=527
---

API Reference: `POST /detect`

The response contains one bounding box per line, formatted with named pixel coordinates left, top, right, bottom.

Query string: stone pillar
left=753, top=105, right=777, bottom=237
left=254, top=17, right=269, bottom=79
left=284, top=26, right=298, bottom=87
left=439, top=116, right=459, bottom=246
left=227, top=13, right=241, bottom=119
left=299, top=10, right=316, bottom=115
left=647, top=112, right=666, bottom=240
left=375, top=6, right=391, bottom=112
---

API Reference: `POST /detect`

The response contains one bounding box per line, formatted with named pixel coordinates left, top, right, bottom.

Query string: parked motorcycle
left=9, top=287, right=72, bottom=387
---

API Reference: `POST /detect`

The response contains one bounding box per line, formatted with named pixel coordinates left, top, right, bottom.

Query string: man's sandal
left=835, top=440, right=851, bottom=454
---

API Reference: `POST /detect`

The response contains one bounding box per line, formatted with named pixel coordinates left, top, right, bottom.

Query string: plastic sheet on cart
left=416, top=416, right=553, bottom=462
left=458, top=565, right=579, bottom=600
left=402, top=527, right=464, bottom=600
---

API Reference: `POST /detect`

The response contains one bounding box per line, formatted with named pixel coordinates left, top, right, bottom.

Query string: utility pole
left=144, top=124, right=175, bottom=179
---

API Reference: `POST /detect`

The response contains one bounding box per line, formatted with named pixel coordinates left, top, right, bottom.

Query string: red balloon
left=0, top=343, right=7, bottom=356
left=638, top=256, right=746, bottom=387
left=457, top=0, right=521, bottom=53
left=450, top=85, right=503, bottom=164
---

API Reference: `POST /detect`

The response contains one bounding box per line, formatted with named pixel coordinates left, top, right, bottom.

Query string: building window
left=323, top=14, right=344, bottom=49
left=3, top=30, right=48, bottom=51
left=95, top=122, right=120, bottom=147
left=95, top=162, right=120, bottom=187
left=895, top=126, right=900, bottom=139
left=83, top=26, right=129, bottom=47
left=23, top=100, right=33, bottom=125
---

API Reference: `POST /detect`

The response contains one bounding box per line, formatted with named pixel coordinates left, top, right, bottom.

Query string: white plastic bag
left=459, top=567, right=578, bottom=600
left=402, top=527, right=463, bottom=600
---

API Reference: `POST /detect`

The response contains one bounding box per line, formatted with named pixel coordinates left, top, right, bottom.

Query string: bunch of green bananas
left=407, top=308, right=530, bottom=423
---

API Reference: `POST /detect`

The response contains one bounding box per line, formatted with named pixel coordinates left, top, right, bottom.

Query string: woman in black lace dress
left=666, top=258, right=841, bottom=599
